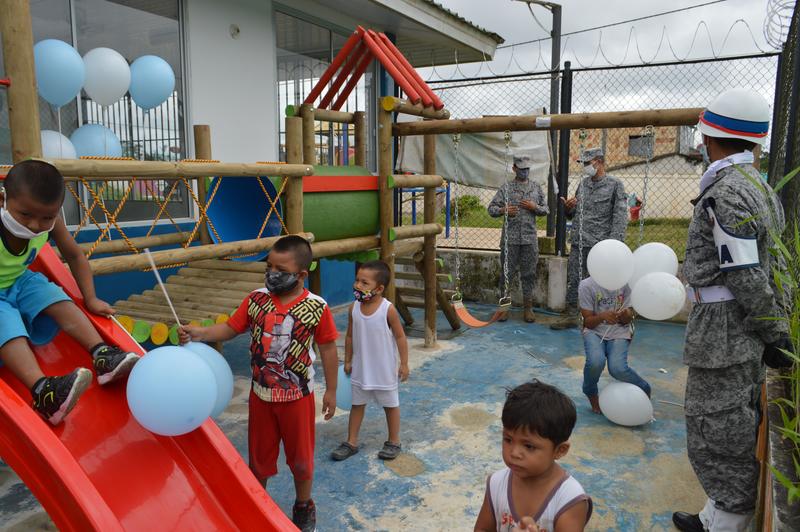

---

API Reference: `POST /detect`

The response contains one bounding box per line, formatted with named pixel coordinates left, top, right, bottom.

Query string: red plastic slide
left=0, top=245, right=296, bottom=531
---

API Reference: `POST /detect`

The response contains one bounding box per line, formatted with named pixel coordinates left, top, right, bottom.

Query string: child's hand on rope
left=86, top=297, right=115, bottom=317
left=178, top=324, right=203, bottom=344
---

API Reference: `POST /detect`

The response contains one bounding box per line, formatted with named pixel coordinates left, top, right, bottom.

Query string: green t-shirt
left=0, top=231, right=49, bottom=289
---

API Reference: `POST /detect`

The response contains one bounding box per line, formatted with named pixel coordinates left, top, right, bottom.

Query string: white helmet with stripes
left=698, top=88, right=770, bottom=146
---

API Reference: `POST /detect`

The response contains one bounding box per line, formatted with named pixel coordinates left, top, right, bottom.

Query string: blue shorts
left=0, top=270, right=71, bottom=348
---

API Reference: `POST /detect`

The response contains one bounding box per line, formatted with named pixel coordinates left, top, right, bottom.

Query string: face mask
left=353, top=288, right=376, bottom=302
left=515, top=168, right=530, bottom=180
left=265, top=271, right=299, bottom=294
left=583, top=164, right=597, bottom=178
left=0, top=199, right=54, bottom=240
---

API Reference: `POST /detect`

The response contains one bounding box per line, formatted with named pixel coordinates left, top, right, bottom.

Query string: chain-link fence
left=413, top=53, right=779, bottom=258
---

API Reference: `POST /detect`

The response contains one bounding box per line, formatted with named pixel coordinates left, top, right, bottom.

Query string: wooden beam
left=354, top=111, right=366, bottom=167
left=395, top=271, right=451, bottom=283
left=144, top=283, right=251, bottom=302
left=177, top=267, right=265, bottom=284
left=312, top=108, right=355, bottom=124
left=381, top=96, right=450, bottom=120
left=388, top=174, right=444, bottom=189
left=127, top=294, right=235, bottom=317
left=423, top=133, right=438, bottom=347
left=139, top=289, right=243, bottom=309
left=89, top=233, right=313, bottom=275
left=76, top=232, right=189, bottom=255
left=0, top=0, right=42, bottom=161
left=311, top=235, right=379, bottom=258
left=389, top=223, right=442, bottom=242
left=396, top=256, right=443, bottom=268
left=393, top=108, right=704, bottom=136
left=397, top=286, right=456, bottom=299
left=50, top=159, right=313, bottom=179
left=300, top=104, right=317, bottom=165
left=167, top=275, right=263, bottom=293
left=284, top=116, right=304, bottom=234
left=191, top=259, right=266, bottom=273
left=192, top=125, right=213, bottom=245
left=414, top=259, right=460, bottom=330
left=378, top=108, right=395, bottom=302
left=392, top=239, right=425, bottom=258
left=394, top=292, right=414, bottom=326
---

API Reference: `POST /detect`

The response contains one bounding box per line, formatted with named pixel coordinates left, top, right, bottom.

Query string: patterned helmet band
left=699, top=110, right=768, bottom=138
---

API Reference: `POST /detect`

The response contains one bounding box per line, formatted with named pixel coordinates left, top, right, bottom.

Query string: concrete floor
left=0, top=304, right=704, bottom=531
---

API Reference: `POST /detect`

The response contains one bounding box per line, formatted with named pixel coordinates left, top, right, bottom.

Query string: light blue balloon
left=129, top=55, right=175, bottom=110
left=34, top=39, right=85, bottom=107
left=336, top=365, right=352, bottom=411
left=69, top=124, right=122, bottom=157
left=126, top=346, right=216, bottom=436
left=184, top=342, right=234, bottom=417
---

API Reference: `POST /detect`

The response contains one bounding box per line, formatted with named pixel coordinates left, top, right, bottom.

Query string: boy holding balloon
left=0, top=160, right=140, bottom=425
left=578, top=277, right=650, bottom=414
left=179, top=235, right=338, bottom=532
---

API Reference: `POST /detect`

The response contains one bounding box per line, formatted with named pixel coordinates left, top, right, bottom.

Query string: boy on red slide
left=0, top=160, right=139, bottom=425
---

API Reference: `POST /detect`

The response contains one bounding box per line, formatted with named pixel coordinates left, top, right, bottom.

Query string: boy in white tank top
left=330, top=260, right=409, bottom=462
left=475, top=381, right=592, bottom=532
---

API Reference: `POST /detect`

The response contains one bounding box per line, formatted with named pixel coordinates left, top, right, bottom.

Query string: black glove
left=763, top=336, right=795, bottom=369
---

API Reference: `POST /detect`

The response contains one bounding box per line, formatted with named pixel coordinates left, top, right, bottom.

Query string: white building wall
left=183, top=0, right=278, bottom=162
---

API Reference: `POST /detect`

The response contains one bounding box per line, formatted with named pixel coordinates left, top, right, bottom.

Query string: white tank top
left=350, top=299, right=399, bottom=390
left=486, top=468, right=592, bottom=532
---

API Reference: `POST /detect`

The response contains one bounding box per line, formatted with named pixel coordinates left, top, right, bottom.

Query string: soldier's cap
left=577, top=147, right=604, bottom=163
left=512, top=154, right=532, bottom=169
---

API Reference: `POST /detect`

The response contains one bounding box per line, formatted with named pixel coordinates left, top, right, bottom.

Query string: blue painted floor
left=0, top=304, right=703, bottom=530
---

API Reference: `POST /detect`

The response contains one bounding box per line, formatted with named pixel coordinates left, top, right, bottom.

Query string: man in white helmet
left=673, top=88, right=792, bottom=532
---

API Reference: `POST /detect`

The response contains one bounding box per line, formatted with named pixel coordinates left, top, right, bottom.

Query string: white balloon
left=83, top=47, right=130, bottom=106
left=631, top=272, right=686, bottom=321
left=40, top=130, right=77, bottom=159
left=599, top=382, right=653, bottom=426
left=630, top=243, right=679, bottom=289
left=586, top=239, right=634, bottom=290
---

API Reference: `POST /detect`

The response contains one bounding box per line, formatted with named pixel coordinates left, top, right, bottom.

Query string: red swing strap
left=451, top=296, right=512, bottom=328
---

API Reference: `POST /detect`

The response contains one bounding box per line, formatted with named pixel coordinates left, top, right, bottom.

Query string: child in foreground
left=330, top=260, right=409, bottom=462
left=579, top=276, right=650, bottom=413
left=474, top=380, right=592, bottom=532
left=179, top=235, right=338, bottom=532
left=0, top=160, right=139, bottom=425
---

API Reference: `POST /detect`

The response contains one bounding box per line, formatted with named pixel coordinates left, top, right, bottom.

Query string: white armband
left=705, top=200, right=759, bottom=271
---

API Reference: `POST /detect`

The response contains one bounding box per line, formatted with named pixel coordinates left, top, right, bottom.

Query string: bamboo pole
left=381, top=96, right=450, bottom=120
left=389, top=223, right=441, bottom=242
left=51, top=159, right=313, bottom=179
left=300, top=104, right=317, bottom=166
left=393, top=108, right=704, bottom=136
left=388, top=174, right=444, bottom=189
left=78, top=232, right=189, bottom=255
left=353, top=111, right=366, bottom=167
left=285, top=116, right=304, bottom=235
left=312, top=108, right=355, bottom=124
left=192, top=125, right=213, bottom=245
left=89, top=233, right=313, bottom=275
left=423, top=133, right=438, bottom=347
left=0, top=0, right=42, bottom=161
left=378, top=108, right=396, bottom=302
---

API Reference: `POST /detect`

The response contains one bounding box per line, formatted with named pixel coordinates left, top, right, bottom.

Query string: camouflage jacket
left=568, top=175, right=628, bottom=246
left=487, top=178, right=548, bottom=245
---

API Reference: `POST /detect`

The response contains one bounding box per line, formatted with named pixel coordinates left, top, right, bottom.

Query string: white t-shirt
left=578, top=277, right=633, bottom=340
left=350, top=299, right=399, bottom=390
left=486, top=467, right=592, bottom=532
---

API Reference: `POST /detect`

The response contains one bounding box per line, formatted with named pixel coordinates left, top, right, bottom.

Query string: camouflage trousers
left=499, top=243, right=538, bottom=300
left=565, top=245, right=591, bottom=307
left=685, top=360, right=763, bottom=514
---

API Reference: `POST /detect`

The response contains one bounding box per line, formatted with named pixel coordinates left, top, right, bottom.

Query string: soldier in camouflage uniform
left=487, top=154, right=548, bottom=322
left=550, top=147, right=629, bottom=330
left=672, top=89, right=792, bottom=532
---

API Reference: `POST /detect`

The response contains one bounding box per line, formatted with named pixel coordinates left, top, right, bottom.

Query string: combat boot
left=523, top=299, right=536, bottom=323
left=549, top=306, right=579, bottom=330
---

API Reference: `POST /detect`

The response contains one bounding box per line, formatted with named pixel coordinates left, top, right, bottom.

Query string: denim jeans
left=582, top=333, right=651, bottom=398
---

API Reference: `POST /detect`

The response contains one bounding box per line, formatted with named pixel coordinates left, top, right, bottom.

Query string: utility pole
left=516, top=1, right=562, bottom=236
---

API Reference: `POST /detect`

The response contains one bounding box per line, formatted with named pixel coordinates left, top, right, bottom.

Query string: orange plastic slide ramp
left=0, top=245, right=296, bottom=532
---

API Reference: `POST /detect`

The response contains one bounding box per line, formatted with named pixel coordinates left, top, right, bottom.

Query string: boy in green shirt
left=0, top=160, right=139, bottom=425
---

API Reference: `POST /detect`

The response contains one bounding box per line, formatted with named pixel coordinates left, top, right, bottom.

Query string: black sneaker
left=93, top=346, right=139, bottom=385
left=292, top=499, right=316, bottom=532
left=32, top=368, right=92, bottom=425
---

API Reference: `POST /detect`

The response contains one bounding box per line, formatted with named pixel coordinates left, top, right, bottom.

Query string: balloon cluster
left=126, top=343, right=234, bottom=436
left=34, top=39, right=176, bottom=159
left=587, top=239, right=684, bottom=321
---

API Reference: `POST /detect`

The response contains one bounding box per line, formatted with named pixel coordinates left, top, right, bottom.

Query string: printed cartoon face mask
left=353, top=288, right=376, bottom=302
left=265, top=271, right=299, bottom=294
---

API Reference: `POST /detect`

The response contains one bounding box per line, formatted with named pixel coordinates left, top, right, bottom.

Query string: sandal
left=331, top=442, right=359, bottom=461
left=377, top=441, right=402, bottom=460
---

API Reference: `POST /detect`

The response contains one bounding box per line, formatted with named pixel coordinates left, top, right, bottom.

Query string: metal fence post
left=555, top=61, right=573, bottom=256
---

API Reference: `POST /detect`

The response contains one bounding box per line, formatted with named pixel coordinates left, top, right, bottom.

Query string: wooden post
left=0, top=0, right=42, bottom=161
left=284, top=116, right=304, bottom=235
left=299, top=104, right=316, bottom=166
left=378, top=107, right=396, bottom=302
left=353, top=111, right=366, bottom=167
left=423, top=133, right=437, bottom=347
left=192, top=125, right=213, bottom=245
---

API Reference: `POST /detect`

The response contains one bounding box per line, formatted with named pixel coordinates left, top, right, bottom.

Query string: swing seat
left=451, top=296, right=512, bottom=328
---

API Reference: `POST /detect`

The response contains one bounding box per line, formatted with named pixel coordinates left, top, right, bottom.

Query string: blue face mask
left=265, top=271, right=299, bottom=294
left=515, top=168, right=530, bottom=180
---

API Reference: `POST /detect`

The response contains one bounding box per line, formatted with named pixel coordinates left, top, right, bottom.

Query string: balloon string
left=144, top=248, right=181, bottom=327
left=56, top=106, right=63, bottom=158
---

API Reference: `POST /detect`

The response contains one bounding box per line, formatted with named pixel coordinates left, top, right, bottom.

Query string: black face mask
left=265, top=271, right=299, bottom=294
